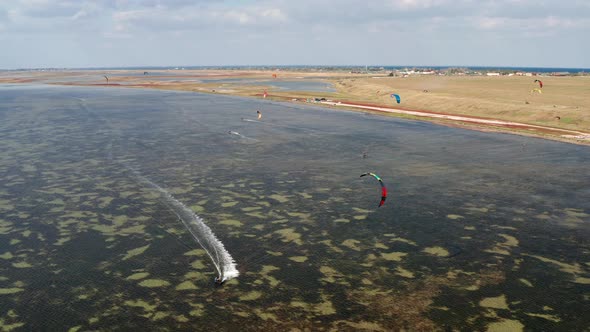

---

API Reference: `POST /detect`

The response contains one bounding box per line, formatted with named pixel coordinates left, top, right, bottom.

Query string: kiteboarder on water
left=214, top=275, right=226, bottom=286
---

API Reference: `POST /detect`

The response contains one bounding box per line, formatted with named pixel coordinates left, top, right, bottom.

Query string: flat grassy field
left=331, top=75, right=590, bottom=132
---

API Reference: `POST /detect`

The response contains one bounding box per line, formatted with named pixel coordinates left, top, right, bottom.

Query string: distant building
left=486, top=72, right=500, bottom=76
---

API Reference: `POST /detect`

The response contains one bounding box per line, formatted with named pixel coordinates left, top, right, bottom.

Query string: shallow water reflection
left=0, top=85, right=589, bottom=331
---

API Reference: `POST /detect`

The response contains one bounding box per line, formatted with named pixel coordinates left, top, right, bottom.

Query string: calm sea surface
left=0, top=84, right=589, bottom=331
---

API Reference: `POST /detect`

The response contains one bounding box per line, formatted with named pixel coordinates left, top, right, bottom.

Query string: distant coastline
left=2, top=65, right=589, bottom=74
left=1, top=68, right=589, bottom=145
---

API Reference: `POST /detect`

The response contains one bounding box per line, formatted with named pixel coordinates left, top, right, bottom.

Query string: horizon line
left=2, top=64, right=589, bottom=71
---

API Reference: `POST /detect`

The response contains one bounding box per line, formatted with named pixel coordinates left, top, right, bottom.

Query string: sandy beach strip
left=319, top=100, right=590, bottom=142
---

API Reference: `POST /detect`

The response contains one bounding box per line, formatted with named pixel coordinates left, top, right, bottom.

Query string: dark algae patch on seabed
left=0, top=84, right=589, bottom=331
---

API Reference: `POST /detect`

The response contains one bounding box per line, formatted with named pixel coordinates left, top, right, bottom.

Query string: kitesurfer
left=214, top=276, right=225, bottom=286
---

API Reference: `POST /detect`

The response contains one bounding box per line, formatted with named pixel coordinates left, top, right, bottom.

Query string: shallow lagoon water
left=199, top=78, right=336, bottom=93
left=0, top=84, right=589, bottom=331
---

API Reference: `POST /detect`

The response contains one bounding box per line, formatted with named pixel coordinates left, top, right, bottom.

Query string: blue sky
left=0, top=0, right=588, bottom=69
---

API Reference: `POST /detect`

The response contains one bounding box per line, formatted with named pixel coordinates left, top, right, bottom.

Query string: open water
left=0, top=84, right=589, bottom=331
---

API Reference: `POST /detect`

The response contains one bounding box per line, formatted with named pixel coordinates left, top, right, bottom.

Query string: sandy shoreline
left=321, top=100, right=590, bottom=141
left=2, top=69, right=589, bottom=145
left=255, top=90, right=590, bottom=145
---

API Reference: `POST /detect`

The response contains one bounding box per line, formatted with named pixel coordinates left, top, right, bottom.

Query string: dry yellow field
left=331, top=75, right=590, bottom=132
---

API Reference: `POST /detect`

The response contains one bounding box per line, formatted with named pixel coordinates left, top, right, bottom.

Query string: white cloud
left=0, top=0, right=588, bottom=68
left=477, top=17, right=508, bottom=30
left=107, top=3, right=288, bottom=37
left=394, top=0, right=449, bottom=10
left=472, top=14, right=590, bottom=33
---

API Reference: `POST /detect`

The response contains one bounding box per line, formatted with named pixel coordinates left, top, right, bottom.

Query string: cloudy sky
left=1, top=0, right=588, bottom=69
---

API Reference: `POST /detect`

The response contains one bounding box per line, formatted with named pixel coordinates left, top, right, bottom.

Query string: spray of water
left=83, top=94, right=239, bottom=282
left=228, top=130, right=257, bottom=141
left=129, top=168, right=239, bottom=281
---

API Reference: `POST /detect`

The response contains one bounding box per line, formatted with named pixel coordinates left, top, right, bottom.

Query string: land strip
left=2, top=70, right=589, bottom=144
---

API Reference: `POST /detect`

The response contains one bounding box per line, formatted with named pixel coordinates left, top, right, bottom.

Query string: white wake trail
left=228, top=130, right=258, bottom=141
left=127, top=167, right=239, bottom=281
left=87, top=95, right=239, bottom=282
